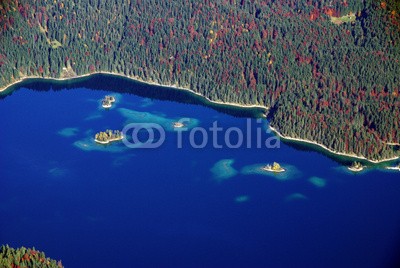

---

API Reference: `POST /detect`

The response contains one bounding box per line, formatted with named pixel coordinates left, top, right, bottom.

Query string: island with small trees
left=262, top=162, right=285, bottom=173
left=102, top=95, right=116, bottom=109
left=173, top=122, right=185, bottom=128
left=348, top=162, right=365, bottom=172
left=95, top=129, right=123, bottom=144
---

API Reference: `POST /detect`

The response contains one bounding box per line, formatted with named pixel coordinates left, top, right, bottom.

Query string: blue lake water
left=0, top=75, right=400, bottom=267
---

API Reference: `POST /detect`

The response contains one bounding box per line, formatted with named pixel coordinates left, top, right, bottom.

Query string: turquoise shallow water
left=0, top=75, right=400, bottom=267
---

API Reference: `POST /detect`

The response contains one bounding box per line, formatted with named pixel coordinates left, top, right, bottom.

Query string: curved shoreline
left=1, top=72, right=397, bottom=163
left=0, top=72, right=269, bottom=111
left=269, top=126, right=399, bottom=164
left=386, top=142, right=400, bottom=146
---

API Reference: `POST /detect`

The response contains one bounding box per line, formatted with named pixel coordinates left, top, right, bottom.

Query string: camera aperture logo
left=122, top=118, right=280, bottom=149
left=122, top=123, right=165, bottom=148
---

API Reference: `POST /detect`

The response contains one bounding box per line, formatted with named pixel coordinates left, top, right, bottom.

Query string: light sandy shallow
left=308, top=176, right=326, bottom=188
left=210, top=159, right=238, bottom=182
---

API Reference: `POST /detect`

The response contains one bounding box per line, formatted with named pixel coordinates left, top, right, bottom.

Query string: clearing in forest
left=330, top=12, right=356, bottom=25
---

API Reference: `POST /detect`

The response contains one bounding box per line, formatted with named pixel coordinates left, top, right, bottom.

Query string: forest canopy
left=0, top=245, right=63, bottom=268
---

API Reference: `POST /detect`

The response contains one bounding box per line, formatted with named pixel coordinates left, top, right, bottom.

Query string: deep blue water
left=1, top=76, right=400, bottom=268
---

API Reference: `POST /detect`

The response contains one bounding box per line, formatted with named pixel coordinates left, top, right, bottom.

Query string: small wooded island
left=95, top=129, right=123, bottom=144
left=173, top=122, right=185, bottom=128
left=262, top=162, right=285, bottom=173
left=102, top=95, right=116, bottom=109
left=348, top=162, right=365, bottom=172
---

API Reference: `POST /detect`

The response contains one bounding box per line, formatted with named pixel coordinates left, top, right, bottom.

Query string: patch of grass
left=49, top=39, right=62, bottom=49
left=38, top=24, right=47, bottom=34
left=330, top=13, right=356, bottom=25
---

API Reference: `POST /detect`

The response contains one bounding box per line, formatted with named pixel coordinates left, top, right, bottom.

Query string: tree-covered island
left=348, top=161, right=365, bottom=172
left=95, top=129, right=123, bottom=144
left=101, top=95, right=115, bottom=108
left=262, top=162, right=285, bottom=173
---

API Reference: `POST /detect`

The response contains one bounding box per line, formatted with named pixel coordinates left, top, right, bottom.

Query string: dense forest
left=0, top=245, right=63, bottom=268
left=0, top=0, right=399, bottom=161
